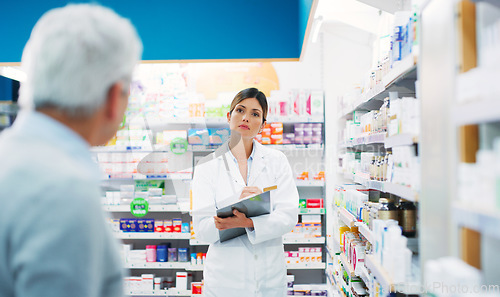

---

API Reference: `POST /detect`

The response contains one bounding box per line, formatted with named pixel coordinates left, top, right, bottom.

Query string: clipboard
left=216, top=190, right=272, bottom=243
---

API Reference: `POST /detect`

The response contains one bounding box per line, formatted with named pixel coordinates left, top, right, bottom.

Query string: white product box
left=141, top=274, right=154, bottom=291
left=176, top=272, right=188, bottom=290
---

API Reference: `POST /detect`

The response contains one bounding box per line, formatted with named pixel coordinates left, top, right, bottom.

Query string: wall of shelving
left=319, top=5, right=423, bottom=295
left=424, top=0, right=500, bottom=286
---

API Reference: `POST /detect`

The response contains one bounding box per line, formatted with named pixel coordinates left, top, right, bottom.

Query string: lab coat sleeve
left=192, top=160, right=220, bottom=244
left=247, top=153, right=299, bottom=245
left=12, top=178, right=124, bottom=297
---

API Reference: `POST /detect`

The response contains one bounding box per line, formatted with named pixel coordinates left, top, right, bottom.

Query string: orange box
left=271, top=134, right=283, bottom=144
left=270, top=122, right=283, bottom=134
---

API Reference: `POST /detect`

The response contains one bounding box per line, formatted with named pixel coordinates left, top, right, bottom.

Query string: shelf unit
left=283, top=236, right=326, bottom=244
left=189, top=236, right=326, bottom=245
left=144, top=116, right=324, bottom=125
left=338, top=206, right=357, bottom=227
left=342, top=174, right=419, bottom=202
left=364, top=254, right=393, bottom=293
left=355, top=222, right=373, bottom=244
left=338, top=54, right=417, bottom=119
left=384, top=134, right=418, bottom=148
left=182, top=262, right=327, bottom=271
left=125, top=262, right=190, bottom=269
left=103, top=205, right=188, bottom=213
left=295, top=180, right=325, bottom=187
left=339, top=253, right=355, bottom=277
left=452, top=203, right=500, bottom=240
left=299, top=207, right=326, bottom=214
left=453, top=67, right=500, bottom=126
left=126, top=289, right=193, bottom=296
left=115, top=233, right=191, bottom=240
left=331, top=20, right=420, bottom=296
left=93, top=144, right=324, bottom=153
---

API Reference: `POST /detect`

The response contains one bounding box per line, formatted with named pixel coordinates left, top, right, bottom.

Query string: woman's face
left=227, top=97, right=265, bottom=139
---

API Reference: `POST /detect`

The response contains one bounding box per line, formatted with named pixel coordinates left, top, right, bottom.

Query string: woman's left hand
left=214, top=209, right=254, bottom=230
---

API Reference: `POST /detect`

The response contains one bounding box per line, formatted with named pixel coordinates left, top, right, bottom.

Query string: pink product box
left=303, top=124, right=313, bottom=144
left=312, top=123, right=323, bottom=144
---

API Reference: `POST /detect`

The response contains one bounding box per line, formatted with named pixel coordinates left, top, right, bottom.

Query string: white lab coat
left=192, top=140, right=299, bottom=297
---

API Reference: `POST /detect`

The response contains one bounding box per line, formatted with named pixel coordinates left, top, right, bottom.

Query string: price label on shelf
left=130, top=198, right=149, bottom=217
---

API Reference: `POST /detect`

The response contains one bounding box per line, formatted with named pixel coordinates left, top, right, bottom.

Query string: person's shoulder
left=256, top=142, right=287, bottom=159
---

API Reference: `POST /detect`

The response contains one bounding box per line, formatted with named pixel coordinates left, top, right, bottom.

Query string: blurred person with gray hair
left=0, top=4, right=142, bottom=297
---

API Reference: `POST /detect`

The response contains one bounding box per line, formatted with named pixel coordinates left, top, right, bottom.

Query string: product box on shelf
left=306, top=198, right=323, bottom=208
left=208, top=128, right=230, bottom=145
left=188, top=129, right=209, bottom=145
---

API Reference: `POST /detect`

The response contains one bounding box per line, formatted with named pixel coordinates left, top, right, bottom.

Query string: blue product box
left=208, top=128, right=230, bottom=145
left=145, top=219, right=155, bottom=232
left=127, top=219, right=138, bottom=232
left=178, top=248, right=189, bottom=262
left=137, top=219, right=146, bottom=232
left=120, top=218, right=129, bottom=232
left=188, top=129, right=209, bottom=145
left=181, top=222, right=190, bottom=233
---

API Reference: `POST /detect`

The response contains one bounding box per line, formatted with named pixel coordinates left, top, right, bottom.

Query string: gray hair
left=19, top=4, right=142, bottom=116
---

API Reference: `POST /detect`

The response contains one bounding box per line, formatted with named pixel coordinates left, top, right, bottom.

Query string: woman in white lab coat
left=192, top=88, right=299, bottom=297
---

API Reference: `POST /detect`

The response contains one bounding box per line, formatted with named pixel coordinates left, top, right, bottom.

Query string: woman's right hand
left=239, top=186, right=262, bottom=200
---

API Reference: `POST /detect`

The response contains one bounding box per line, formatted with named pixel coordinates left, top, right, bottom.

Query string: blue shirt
left=0, top=111, right=124, bottom=297
left=227, top=141, right=256, bottom=185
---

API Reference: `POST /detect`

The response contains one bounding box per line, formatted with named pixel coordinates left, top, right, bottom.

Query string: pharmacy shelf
left=471, top=0, right=500, bottom=8
left=146, top=116, right=324, bottom=125
left=382, top=54, right=418, bottom=87
left=189, top=239, right=209, bottom=246
left=365, top=254, right=393, bottom=293
left=348, top=174, right=419, bottom=202
left=384, top=133, right=419, bottom=148
left=358, top=265, right=371, bottom=288
left=338, top=206, right=357, bottom=227
left=326, top=243, right=338, bottom=261
left=103, top=205, right=187, bottom=212
left=452, top=203, right=500, bottom=240
left=299, top=208, right=326, bottom=215
left=116, top=233, right=191, bottom=240
left=342, top=133, right=386, bottom=151
left=339, top=253, right=356, bottom=277
left=453, top=67, right=500, bottom=125
left=283, top=236, right=325, bottom=244
left=183, top=262, right=326, bottom=271
left=126, top=289, right=192, bottom=296
left=125, top=262, right=190, bottom=269
left=353, top=174, right=369, bottom=186
left=287, top=262, right=326, bottom=269
left=189, top=144, right=324, bottom=153
left=186, top=265, right=204, bottom=271
left=355, top=222, right=373, bottom=244
left=383, top=182, right=419, bottom=202
left=453, top=99, right=500, bottom=126
left=190, top=236, right=326, bottom=245
left=295, top=180, right=325, bottom=187
left=266, top=115, right=325, bottom=123
left=366, top=180, right=384, bottom=191
left=103, top=173, right=192, bottom=181
left=339, top=54, right=417, bottom=119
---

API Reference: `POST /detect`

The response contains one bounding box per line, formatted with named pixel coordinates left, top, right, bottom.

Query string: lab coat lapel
left=248, top=141, right=267, bottom=186
left=215, top=142, right=246, bottom=188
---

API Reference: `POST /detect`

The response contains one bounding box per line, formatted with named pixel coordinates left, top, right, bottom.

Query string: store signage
left=130, top=198, right=149, bottom=217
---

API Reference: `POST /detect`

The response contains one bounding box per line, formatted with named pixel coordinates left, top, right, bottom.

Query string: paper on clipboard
left=217, top=189, right=274, bottom=242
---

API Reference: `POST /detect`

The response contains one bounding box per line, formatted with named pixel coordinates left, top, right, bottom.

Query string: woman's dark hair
left=229, top=88, right=268, bottom=123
